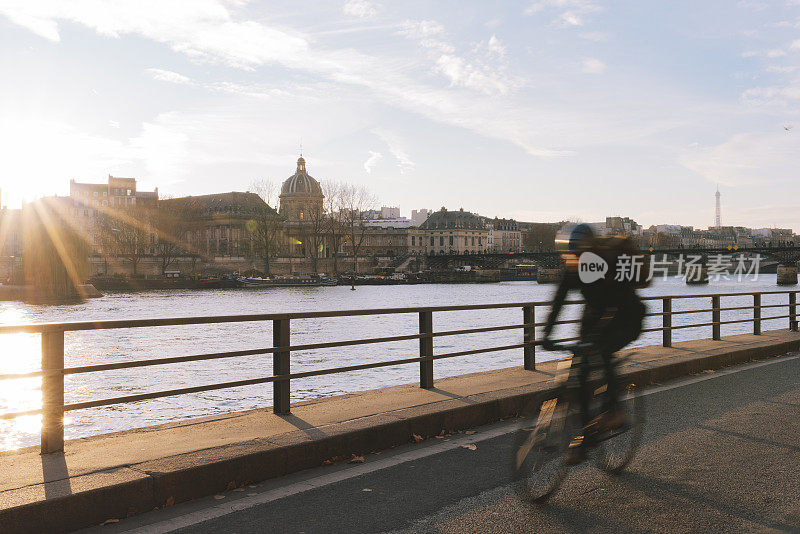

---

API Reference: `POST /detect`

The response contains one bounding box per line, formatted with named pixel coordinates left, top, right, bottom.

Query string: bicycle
left=511, top=342, right=645, bottom=502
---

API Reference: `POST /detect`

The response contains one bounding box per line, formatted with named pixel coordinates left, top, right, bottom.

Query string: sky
left=1, top=0, right=800, bottom=230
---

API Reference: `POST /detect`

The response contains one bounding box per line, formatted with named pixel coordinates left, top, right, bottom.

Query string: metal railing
left=0, top=290, right=798, bottom=454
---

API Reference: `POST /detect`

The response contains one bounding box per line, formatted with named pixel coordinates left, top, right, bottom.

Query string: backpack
left=591, top=235, right=651, bottom=288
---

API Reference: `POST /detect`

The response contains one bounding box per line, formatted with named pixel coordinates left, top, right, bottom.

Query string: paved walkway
left=106, top=352, right=800, bottom=533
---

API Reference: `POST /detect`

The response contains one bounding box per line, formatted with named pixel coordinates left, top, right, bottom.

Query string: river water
left=0, top=276, right=795, bottom=451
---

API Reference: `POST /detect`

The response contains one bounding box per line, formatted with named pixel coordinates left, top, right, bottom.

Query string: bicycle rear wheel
left=512, top=394, right=578, bottom=502
left=594, top=384, right=645, bottom=473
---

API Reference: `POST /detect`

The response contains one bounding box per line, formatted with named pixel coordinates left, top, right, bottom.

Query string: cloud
left=363, top=150, right=383, bottom=173
left=741, top=77, right=800, bottom=105
left=766, top=65, right=798, bottom=73
left=582, top=57, right=606, bottom=73
left=579, top=31, right=609, bottom=41
left=0, top=0, right=310, bottom=70
left=399, top=21, right=513, bottom=94
left=108, top=120, right=120, bottom=128
left=0, top=1, right=668, bottom=162
left=342, top=0, right=378, bottom=19
left=372, top=129, right=415, bottom=174
left=525, top=0, right=601, bottom=27
left=147, top=68, right=193, bottom=85
left=679, top=131, right=800, bottom=186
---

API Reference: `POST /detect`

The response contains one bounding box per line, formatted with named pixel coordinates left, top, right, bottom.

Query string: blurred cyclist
left=542, top=223, right=647, bottom=464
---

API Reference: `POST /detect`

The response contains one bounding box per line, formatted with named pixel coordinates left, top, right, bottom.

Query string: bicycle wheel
left=512, top=394, right=578, bottom=502
left=594, top=384, right=645, bottom=473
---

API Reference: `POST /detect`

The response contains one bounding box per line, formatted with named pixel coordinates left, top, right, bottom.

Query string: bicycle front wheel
left=512, top=395, right=578, bottom=502
left=594, top=383, right=645, bottom=473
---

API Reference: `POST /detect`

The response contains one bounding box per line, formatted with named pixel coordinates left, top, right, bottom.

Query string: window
left=478, top=237, right=482, bottom=245
left=430, top=237, right=434, bottom=246
left=449, top=236, right=453, bottom=246
left=439, top=236, right=444, bottom=246
left=472, top=237, right=475, bottom=246
left=411, top=236, right=415, bottom=246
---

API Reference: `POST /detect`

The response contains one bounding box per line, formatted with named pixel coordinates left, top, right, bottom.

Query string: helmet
left=568, top=223, right=595, bottom=251
left=555, top=223, right=595, bottom=252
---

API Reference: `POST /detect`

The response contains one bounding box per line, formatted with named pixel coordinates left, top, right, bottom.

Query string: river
left=0, top=275, right=795, bottom=451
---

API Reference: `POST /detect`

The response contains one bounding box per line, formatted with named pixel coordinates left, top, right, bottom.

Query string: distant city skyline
left=1, top=2, right=800, bottom=229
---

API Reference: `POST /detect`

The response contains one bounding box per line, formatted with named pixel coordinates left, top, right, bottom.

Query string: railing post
left=711, top=295, right=721, bottom=340
left=662, top=297, right=671, bottom=347
left=523, top=305, right=535, bottom=370
left=273, top=318, right=291, bottom=414
left=790, top=292, right=797, bottom=332
left=419, top=311, right=434, bottom=389
left=41, top=330, right=65, bottom=454
left=753, top=293, right=761, bottom=335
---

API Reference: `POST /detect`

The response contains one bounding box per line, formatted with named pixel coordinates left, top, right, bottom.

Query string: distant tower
left=715, top=185, right=721, bottom=229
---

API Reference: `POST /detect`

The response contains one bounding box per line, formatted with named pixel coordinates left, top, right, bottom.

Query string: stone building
left=161, top=192, right=280, bottom=260
left=62, top=176, right=159, bottom=252
left=419, top=207, right=489, bottom=254
left=486, top=217, right=521, bottom=252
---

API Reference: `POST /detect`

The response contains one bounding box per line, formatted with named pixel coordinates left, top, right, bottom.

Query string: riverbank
left=2, top=329, right=798, bottom=533
left=0, top=284, right=102, bottom=302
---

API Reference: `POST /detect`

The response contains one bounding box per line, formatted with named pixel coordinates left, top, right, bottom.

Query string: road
left=88, top=354, right=800, bottom=534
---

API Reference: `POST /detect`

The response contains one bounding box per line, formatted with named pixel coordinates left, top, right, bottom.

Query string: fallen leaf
left=438, top=429, right=447, bottom=436
left=233, top=488, right=245, bottom=492
left=702, top=369, right=715, bottom=374
left=434, top=435, right=444, bottom=439
left=164, top=496, right=175, bottom=508
left=102, top=519, right=119, bottom=526
left=349, top=454, right=365, bottom=464
left=465, top=430, right=476, bottom=435
left=213, top=495, right=226, bottom=500
left=362, top=488, right=372, bottom=492
left=461, top=443, right=477, bottom=451
left=226, top=481, right=237, bottom=491
left=412, top=434, right=423, bottom=443
left=322, top=459, right=334, bottom=465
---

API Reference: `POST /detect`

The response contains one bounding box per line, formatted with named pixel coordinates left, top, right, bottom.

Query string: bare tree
left=322, top=180, right=345, bottom=275
left=339, top=183, right=377, bottom=278
left=301, top=199, right=326, bottom=273
left=95, top=205, right=152, bottom=276
left=152, top=198, right=190, bottom=274
left=248, top=179, right=284, bottom=276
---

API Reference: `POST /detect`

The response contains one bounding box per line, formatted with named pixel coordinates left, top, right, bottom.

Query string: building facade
left=418, top=207, right=489, bottom=254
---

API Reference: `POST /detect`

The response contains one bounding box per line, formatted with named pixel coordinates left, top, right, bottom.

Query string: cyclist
left=541, top=223, right=646, bottom=464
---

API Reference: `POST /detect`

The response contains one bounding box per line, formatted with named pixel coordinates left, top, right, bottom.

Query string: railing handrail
left=1, top=289, right=799, bottom=334
left=2, top=288, right=799, bottom=454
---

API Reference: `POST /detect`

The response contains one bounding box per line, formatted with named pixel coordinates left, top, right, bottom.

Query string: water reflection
left=0, top=276, right=794, bottom=451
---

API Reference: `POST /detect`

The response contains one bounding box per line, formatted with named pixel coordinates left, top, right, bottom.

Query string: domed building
left=279, top=156, right=324, bottom=222
left=279, top=156, right=325, bottom=257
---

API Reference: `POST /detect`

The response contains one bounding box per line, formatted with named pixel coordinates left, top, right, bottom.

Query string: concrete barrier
left=1, top=329, right=799, bottom=533
left=777, top=264, right=798, bottom=286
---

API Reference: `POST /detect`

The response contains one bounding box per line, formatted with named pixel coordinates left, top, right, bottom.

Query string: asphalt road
left=90, top=354, right=800, bottom=534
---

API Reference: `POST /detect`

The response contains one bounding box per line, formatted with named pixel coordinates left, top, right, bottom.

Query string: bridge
left=422, top=246, right=800, bottom=283
left=1, top=290, right=799, bottom=532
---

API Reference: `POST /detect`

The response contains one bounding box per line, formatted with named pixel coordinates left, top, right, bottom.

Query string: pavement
left=2, top=329, right=800, bottom=532
left=89, top=352, right=800, bottom=534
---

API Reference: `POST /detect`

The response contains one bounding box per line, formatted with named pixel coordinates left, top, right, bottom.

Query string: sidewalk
left=2, top=329, right=799, bottom=533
